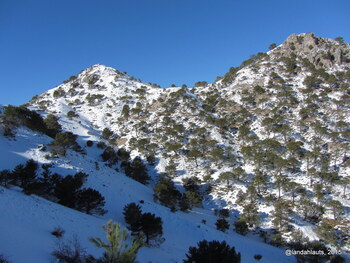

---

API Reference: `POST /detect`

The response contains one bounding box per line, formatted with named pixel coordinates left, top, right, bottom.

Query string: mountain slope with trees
left=0, top=32, right=349, bottom=263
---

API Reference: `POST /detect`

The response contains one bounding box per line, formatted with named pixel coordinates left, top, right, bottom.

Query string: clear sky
left=1, top=0, right=349, bottom=105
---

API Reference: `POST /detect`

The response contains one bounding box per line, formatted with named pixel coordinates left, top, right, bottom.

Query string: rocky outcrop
left=274, top=32, right=350, bottom=69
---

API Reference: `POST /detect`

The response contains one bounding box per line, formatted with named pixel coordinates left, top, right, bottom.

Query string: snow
left=0, top=127, right=297, bottom=263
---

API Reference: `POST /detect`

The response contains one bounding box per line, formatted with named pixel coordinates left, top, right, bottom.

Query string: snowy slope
left=0, top=127, right=296, bottom=263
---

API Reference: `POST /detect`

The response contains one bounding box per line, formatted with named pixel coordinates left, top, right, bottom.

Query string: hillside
left=1, top=33, right=349, bottom=263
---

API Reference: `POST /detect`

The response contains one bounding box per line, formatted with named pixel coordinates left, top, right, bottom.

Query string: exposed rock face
left=274, top=32, right=350, bottom=69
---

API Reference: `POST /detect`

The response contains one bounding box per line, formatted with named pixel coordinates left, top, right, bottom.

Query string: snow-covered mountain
left=1, top=33, right=349, bottom=263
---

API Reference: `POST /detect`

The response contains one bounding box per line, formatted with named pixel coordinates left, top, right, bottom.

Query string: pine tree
left=76, top=188, right=106, bottom=215
left=240, top=203, right=260, bottom=227
left=219, top=172, right=235, bottom=187
left=89, top=221, right=143, bottom=263
left=183, top=240, right=241, bottom=263
left=121, top=104, right=130, bottom=119
left=0, top=169, right=11, bottom=187
left=139, top=213, right=163, bottom=244
left=44, top=114, right=62, bottom=138
left=49, top=132, right=81, bottom=156
left=123, top=202, right=142, bottom=233
left=125, top=158, right=150, bottom=185
left=101, top=127, right=113, bottom=139
left=153, top=177, right=181, bottom=210
left=54, top=172, right=87, bottom=208
left=215, top=218, right=229, bottom=232
left=327, top=200, right=343, bottom=220
left=165, top=159, right=177, bottom=177
left=11, top=159, right=38, bottom=189
left=234, top=220, right=248, bottom=235
left=272, top=199, right=291, bottom=231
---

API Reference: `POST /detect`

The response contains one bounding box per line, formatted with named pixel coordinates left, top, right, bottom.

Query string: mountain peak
left=275, top=32, right=350, bottom=69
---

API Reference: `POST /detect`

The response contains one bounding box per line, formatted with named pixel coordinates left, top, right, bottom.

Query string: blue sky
left=1, top=0, right=349, bottom=105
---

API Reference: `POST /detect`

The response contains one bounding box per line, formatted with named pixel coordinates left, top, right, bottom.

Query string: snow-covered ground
left=0, top=127, right=296, bottom=263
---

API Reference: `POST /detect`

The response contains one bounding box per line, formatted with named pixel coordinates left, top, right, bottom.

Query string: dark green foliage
left=86, top=140, right=93, bottom=147
left=11, top=159, right=38, bottom=189
left=222, top=67, right=239, bottom=84
left=44, top=114, right=62, bottom=138
left=182, top=176, right=201, bottom=192
left=215, top=218, right=229, bottom=232
left=218, top=209, right=230, bottom=218
left=101, top=128, right=113, bottom=139
left=315, top=222, right=338, bottom=246
left=183, top=240, right=241, bottom=263
left=153, top=177, right=181, bottom=210
left=234, top=220, right=248, bottom=235
left=123, top=202, right=142, bottom=233
left=67, top=110, right=79, bottom=120
left=253, top=85, right=265, bottom=94
left=0, top=169, right=11, bottom=187
left=117, top=148, right=130, bottom=162
left=76, top=188, right=106, bottom=215
left=53, top=89, right=65, bottom=98
left=89, top=221, right=143, bottom=263
left=97, top=141, right=107, bottom=149
left=54, top=172, right=87, bottom=208
left=123, top=204, right=163, bottom=245
left=272, top=200, right=291, bottom=231
left=182, top=191, right=202, bottom=209
left=327, top=200, right=344, bottom=220
left=125, top=158, right=150, bottom=185
left=269, top=43, right=277, bottom=50
left=101, top=146, right=118, bottom=165
left=49, top=132, right=81, bottom=156
left=335, top=36, right=345, bottom=44
left=240, top=203, right=260, bottom=227
left=3, top=105, right=47, bottom=134
left=139, top=212, right=163, bottom=244
left=121, top=104, right=130, bottom=119
left=86, top=94, right=104, bottom=105
left=165, top=159, right=177, bottom=177
left=303, top=75, right=320, bottom=88
left=146, top=154, right=156, bottom=165
left=194, top=81, right=208, bottom=87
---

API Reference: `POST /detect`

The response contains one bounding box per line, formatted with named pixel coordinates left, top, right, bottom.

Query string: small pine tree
left=153, top=177, right=181, bottom=210
left=76, top=188, right=107, bottom=215
left=49, top=132, right=81, bottom=156
left=125, top=158, right=150, bottom=185
left=11, top=159, right=38, bottom=189
left=44, top=114, right=62, bottom=138
left=89, top=221, right=143, bottom=263
left=117, top=148, right=131, bottom=162
left=215, top=218, right=229, bottom=232
left=101, top=127, right=113, bottom=139
left=234, top=220, right=248, bottom=235
left=101, top=146, right=119, bottom=165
